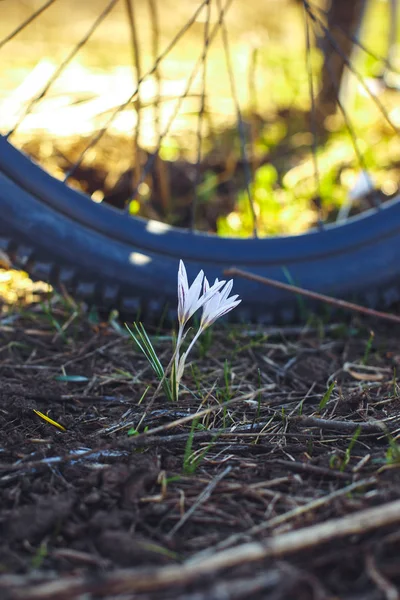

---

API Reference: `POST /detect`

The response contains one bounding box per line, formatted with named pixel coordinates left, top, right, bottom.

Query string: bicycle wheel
left=1, top=0, right=400, bottom=323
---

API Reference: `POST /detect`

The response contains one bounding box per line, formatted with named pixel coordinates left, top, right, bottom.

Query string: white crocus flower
left=130, top=260, right=241, bottom=403
left=177, top=277, right=241, bottom=379
left=177, top=260, right=226, bottom=327
left=174, top=261, right=227, bottom=395
left=200, top=277, right=241, bottom=330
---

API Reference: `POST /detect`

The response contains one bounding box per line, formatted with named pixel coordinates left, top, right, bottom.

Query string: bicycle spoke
left=309, top=0, right=400, bottom=76
left=320, top=44, right=377, bottom=212
left=0, top=0, right=58, bottom=50
left=6, top=0, right=120, bottom=139
left=306, top=1, right=399, bottom=135
left=65, top=0, right=211, bottom=182
left=303, top=1, right=324, bottom=230
left=247, top=42, right=260, bottom=192
left=129, top=0, right=236, bottom=217
left=148, top=0, right=161, bottom=142
left=190, top=0, right=212, bottom=232
left=124, top=0, right=142, bottom=198
left=388, top=0, right=398, bottom=71
left=146, top=0, right=170, bottom=214
left=216, top=0, right=257, bottom=238
left=305, top=1, right=380, bottom=220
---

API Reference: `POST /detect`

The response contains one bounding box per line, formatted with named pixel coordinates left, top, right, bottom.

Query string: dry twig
left=225, top=267, right=400, bottom=324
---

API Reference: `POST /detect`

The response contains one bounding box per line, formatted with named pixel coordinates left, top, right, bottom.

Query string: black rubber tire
left=2, top=134, right=400, bottom=323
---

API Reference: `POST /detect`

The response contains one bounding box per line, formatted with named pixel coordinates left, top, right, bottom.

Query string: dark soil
left=1, top=298, right=400, bottom=599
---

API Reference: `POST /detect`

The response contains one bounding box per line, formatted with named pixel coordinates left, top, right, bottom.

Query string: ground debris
left=1, top=302, right=400, bottom=598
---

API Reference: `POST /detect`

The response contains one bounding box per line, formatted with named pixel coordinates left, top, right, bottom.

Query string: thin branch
left=225, top=266, right=400, bottom=324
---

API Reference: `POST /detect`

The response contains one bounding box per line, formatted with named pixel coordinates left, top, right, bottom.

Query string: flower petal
left=206, top=298, right=242, bottom=326
left=185, top=269, right=204, bottom=321
left=177, top=260, right=189, bottom=323
left=201, top=278, right=225, bottom=306
left=219, top=279, right=233, bottom=303
left=201, top=291, right=222, bottom=328
left=203, top=276, right=210, bottom=294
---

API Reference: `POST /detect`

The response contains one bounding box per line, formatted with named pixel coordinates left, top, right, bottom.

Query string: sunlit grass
left=0, top=269, right=51, bottom=305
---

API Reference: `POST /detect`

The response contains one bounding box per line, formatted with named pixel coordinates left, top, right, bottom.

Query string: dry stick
left=191, top=477, right=377, bottom=567
left=271, top=458, right=350, bottom=481
left=225, top=267, right=400, bottom=324
left=293, top=415, right=384, bottom=433
left=189, top=498, right=400, bottom=568
left=0, top=569, right=280, bottom=600
left=167, top=465, right=232, bottom=538
left=249, top=476, right=377, bottom=534
left=365, top=553, right=400, bottom=600
left=4, top=498, right=400, bottom=599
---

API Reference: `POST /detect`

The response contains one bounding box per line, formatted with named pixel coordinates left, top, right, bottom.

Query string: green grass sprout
left=125, top=322, right=173, bottom=402
left=319, top=381, right=336, bottom=411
